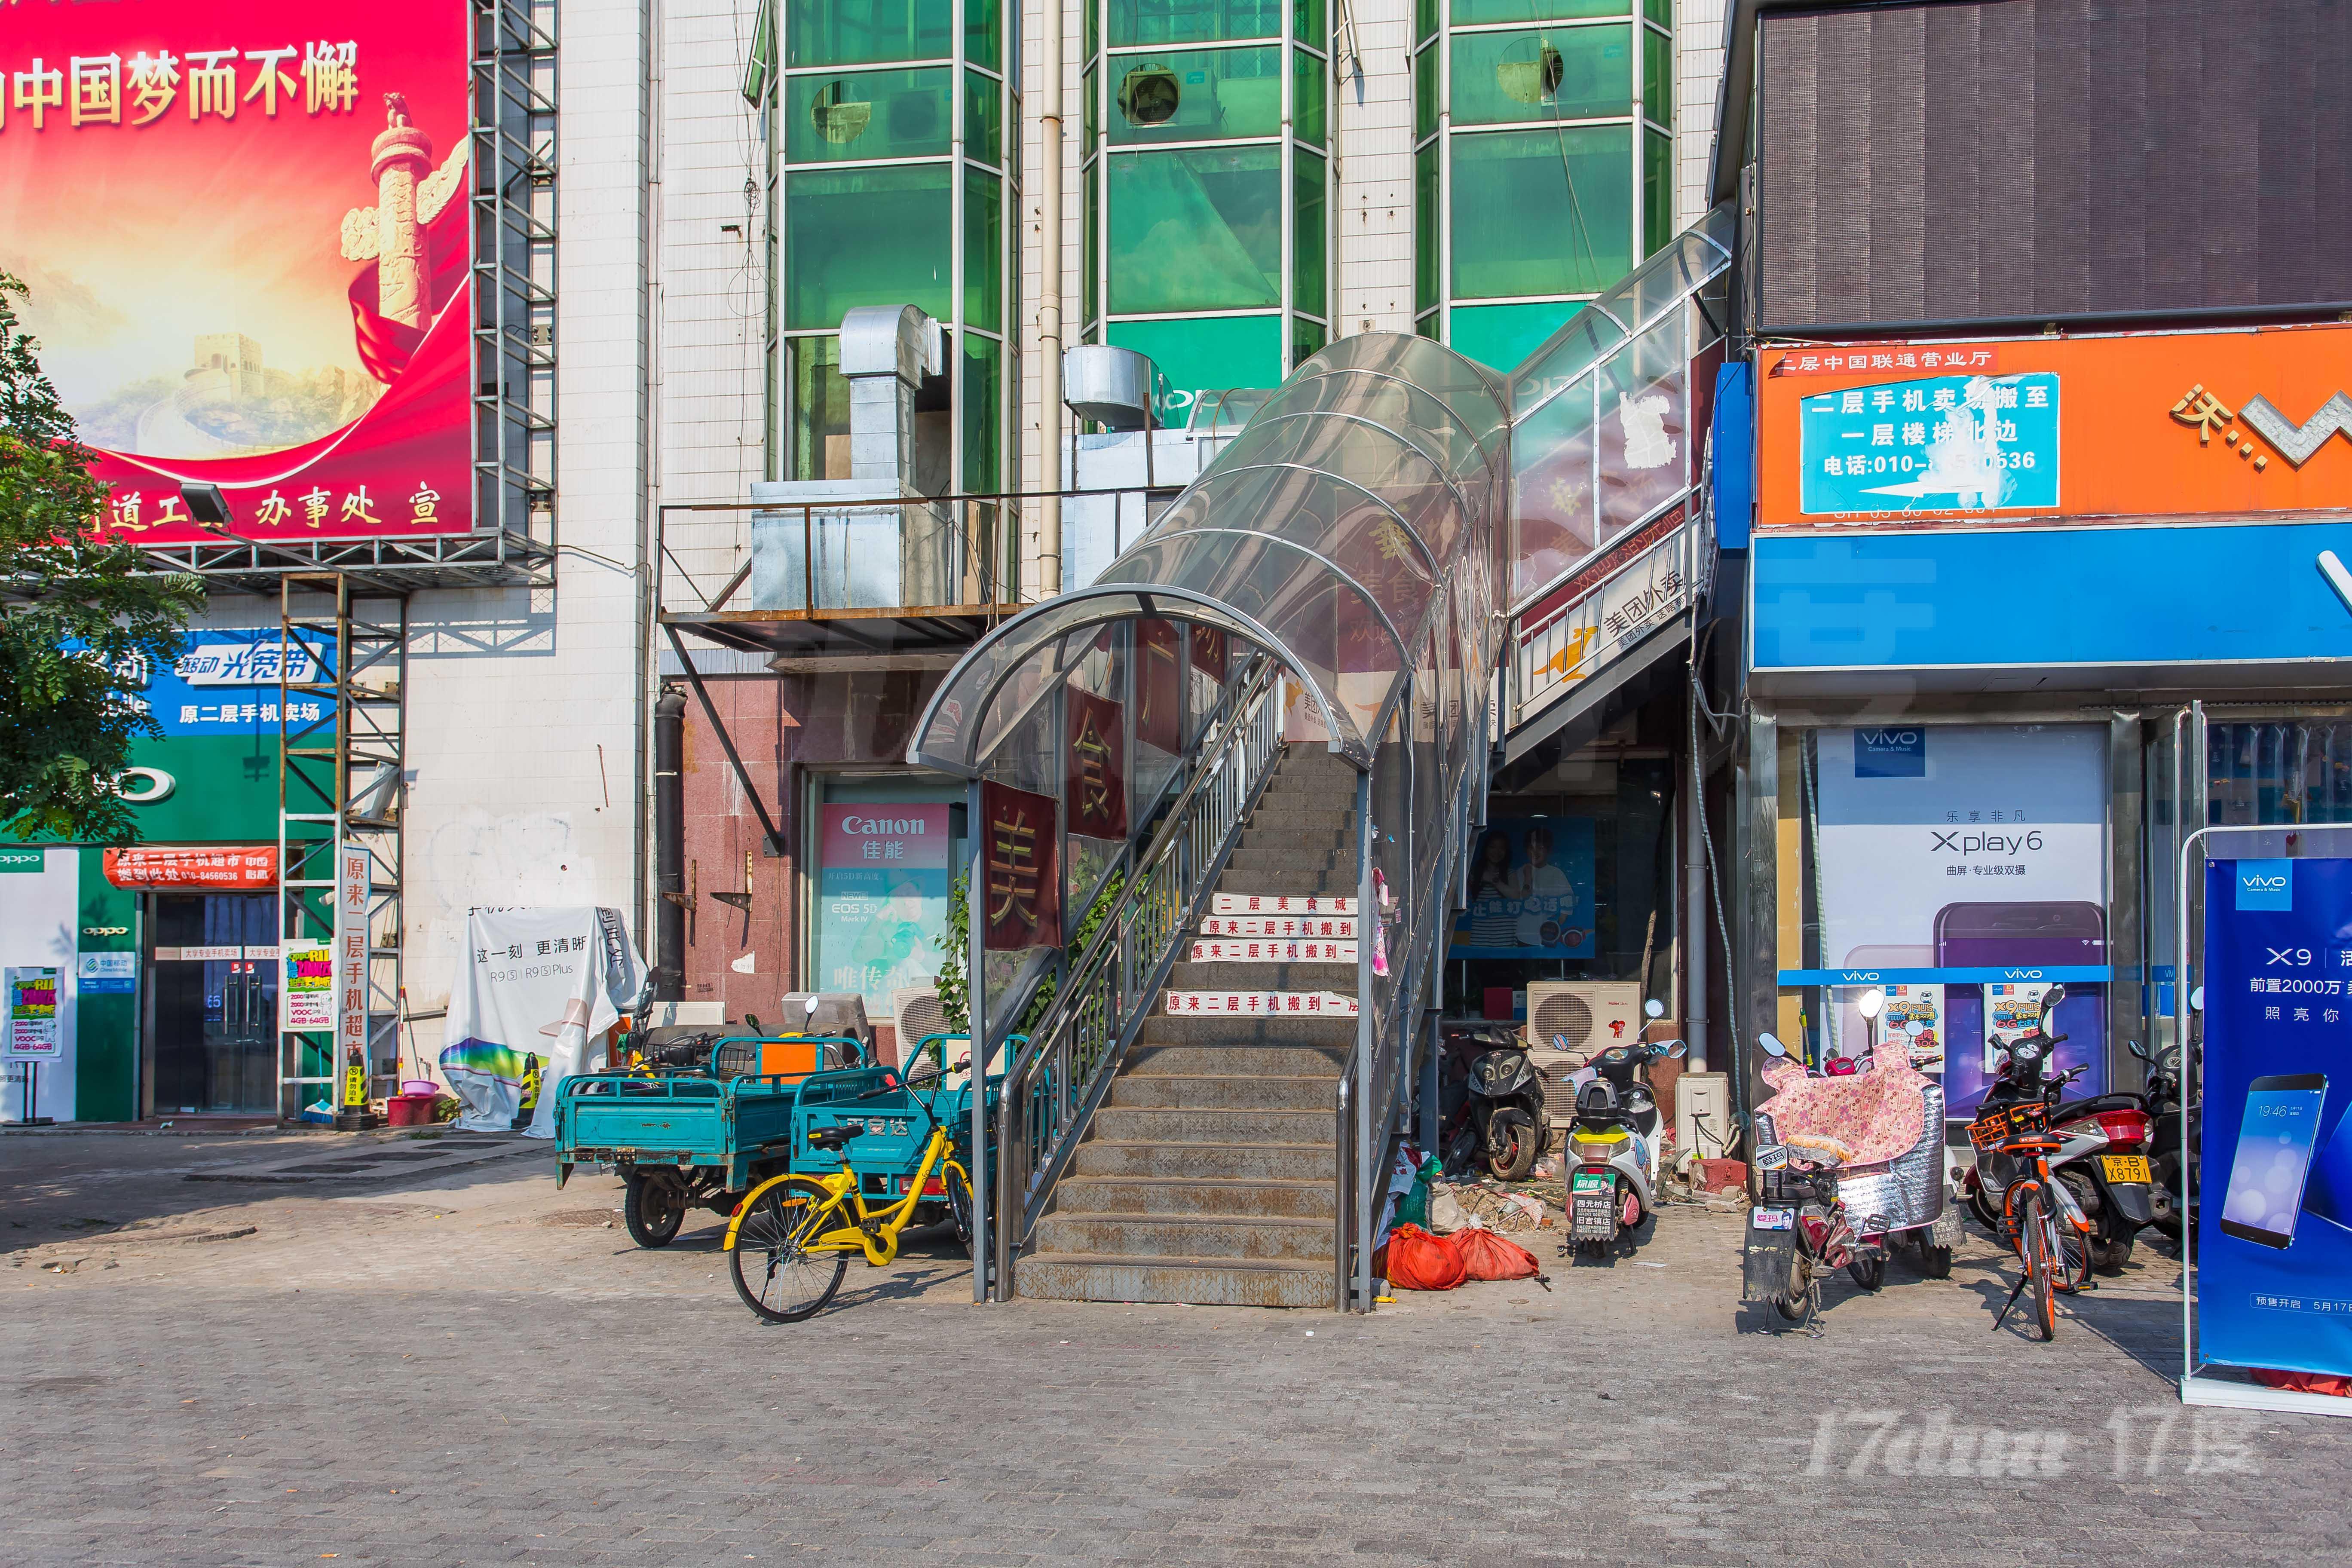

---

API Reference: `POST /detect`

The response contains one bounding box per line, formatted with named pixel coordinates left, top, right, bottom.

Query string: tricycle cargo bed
left=557, top=1072, right=802, bottom=1190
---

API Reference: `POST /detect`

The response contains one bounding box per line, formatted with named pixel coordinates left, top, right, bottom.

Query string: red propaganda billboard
left=0, top=0, right=473, bottom=545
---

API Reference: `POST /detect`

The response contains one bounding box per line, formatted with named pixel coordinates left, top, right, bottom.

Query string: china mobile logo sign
left=2236, top=859, right=2294, bottom=911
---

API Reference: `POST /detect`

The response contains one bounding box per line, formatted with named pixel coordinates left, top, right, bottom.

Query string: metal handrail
left=990, top=655, right=1289, bottom=1297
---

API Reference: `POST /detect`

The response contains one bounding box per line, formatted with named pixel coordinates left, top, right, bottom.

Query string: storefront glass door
left=152, top=894, right=277, bottom=1115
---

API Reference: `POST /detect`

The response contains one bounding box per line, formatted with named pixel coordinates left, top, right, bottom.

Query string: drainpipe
left=1685, top=720, right=1710, bottom=1074
left=653, top=687, right=687, bottom=1001
left=1035, top=0, right=1066, bottom=598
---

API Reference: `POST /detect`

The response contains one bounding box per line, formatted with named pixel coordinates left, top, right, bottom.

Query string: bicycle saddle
left=808, top=1125, right=867, bottom=1151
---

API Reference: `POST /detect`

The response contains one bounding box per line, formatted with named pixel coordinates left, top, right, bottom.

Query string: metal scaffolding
left=276, top=576, right=408, bottom=1122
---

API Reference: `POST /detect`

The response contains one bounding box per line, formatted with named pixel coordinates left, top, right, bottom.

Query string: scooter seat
left=808, top=1125, right=867, bottom=1151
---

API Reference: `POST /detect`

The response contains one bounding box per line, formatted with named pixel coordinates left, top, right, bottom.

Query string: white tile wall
left=1333, top=0, right=1416, bottom=337
left=397, top=0, right=654, bottom=1045
left=1677, top=0, right=1730, bottom=230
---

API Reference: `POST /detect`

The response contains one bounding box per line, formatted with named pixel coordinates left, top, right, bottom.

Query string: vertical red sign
left=981, top=782, right=1059, bottom=951
left=1189, top=624, right=1227, bottom=681
left=1137, top=618, right=1182, bottom=753
left=1065, top=689, right=1128, bottom=842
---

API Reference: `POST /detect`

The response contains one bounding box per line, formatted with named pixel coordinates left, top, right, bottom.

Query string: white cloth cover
left=441, top=907, right=648, bottom=1136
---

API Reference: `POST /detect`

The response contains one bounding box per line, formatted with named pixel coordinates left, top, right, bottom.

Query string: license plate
left=1752, top=1207, right=1795, bottom=1231
left=1571, top=1173, right=1614, bottom=1194
left=2101, top=1154, right=2150, bottom=1183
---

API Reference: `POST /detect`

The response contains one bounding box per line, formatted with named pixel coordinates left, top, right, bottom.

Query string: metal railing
left=1508, top=502, right=1712, bottom=729
left=988, top=655, right=1289, bottom=1298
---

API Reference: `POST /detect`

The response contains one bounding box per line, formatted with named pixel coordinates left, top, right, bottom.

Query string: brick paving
left=4, top=1130, right=2350, bottom=1566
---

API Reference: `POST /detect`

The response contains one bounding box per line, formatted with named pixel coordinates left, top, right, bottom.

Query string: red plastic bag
left=1378, top=1223, right=1466, bottom=1290
left=1454, top=1226, right=1543, bottom=1281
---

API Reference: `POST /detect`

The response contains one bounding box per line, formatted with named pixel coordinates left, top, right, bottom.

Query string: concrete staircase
left=1019, top=747, right=1360, bottom=1308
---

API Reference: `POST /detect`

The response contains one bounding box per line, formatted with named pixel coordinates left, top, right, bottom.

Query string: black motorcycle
left=2128, top=1036, right=2190, bottom=1244
left=1445, top=1026, right=1550, bottom=1181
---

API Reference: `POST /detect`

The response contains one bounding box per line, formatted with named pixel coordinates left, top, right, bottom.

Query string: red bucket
left=386, top=1093, right=438, bottom=1127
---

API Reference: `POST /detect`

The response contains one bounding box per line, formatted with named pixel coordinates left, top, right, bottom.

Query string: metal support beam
left=663, top=624, right=787, bottom=857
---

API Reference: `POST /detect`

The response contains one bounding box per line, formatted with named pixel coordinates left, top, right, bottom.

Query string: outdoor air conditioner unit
left=1522, top=981, right=1642, bottom=1130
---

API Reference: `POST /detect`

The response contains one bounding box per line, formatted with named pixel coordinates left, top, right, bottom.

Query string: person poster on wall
left=1449, top=818, right=1596, bottom=959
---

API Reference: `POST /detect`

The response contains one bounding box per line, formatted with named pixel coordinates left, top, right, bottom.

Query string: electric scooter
left=1563, top=999, right=1684, bottom=1258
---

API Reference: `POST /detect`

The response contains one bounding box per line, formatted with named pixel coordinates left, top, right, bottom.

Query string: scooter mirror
left=1856, top=987, right=1885, bottom=1021
left=1552, top=1034, right=1571, bottom=1052
left=1758, top=1032, right=1787, bottom=1057
left=1644, top=998, right=1665, bottom=1019
left=1905, top=1020, right=1926, bottom=1037
left=2190, top=985, right=2205, bottom=1012
left=803, top=993, right=823, bottom=1016
left=1667, top=1041, right=1687, bottom=1059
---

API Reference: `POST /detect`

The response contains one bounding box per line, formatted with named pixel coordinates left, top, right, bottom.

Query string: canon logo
left=841, top=815, right=928, bottom=835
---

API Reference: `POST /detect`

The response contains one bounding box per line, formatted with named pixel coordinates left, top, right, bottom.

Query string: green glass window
left=1415, top=311, right=1439, bottom=340
left=1083, top=63, right=1098, bottom=148
left=785, top=68, right=953, bottom=163
left=1449, top=125, right=1631, bottom=298
left=786, top=334, right=850, bottom=479
left=1289, top=315, right=1326, bottom=371
left=966, top=0, right=1001, bottom=71
left=1413, top=42, right=1436, bottom=141
left=1085, top=158, right=1102, bottom=327
left=1416, top=0, right=1437, bottom=44
left=1452, top=0, right=1625, bottom=24
left=1294, top=0, right=1326, bottom=49
left=1644, top=126, right=1671, bottom=258
left=1449, top=299, right=1582, bottom=373
left=1292, top=47, right=1326, bottom=147
left=1643, top=0, right=1669, bottom=26
left=1449, top=25, right=1631, bottom=126
left=1414, top=141, right=1438, bottom=314
left=1108, top=147, right=1282, bottom=312
left=785, top=164, right=953, bottom=328
left=1293, top=147, right=1326, bottom=320
left=785, top=0, right=951, bottom=67
left=964, top=71, right=1002, bottom=164
left=1642, top=26, right=1669, bottom=125
left=1109, top=0, right=1284, bottom=48
left=965, top=168, right=1002, bottom=330
left=1107, top=314, right=1283, bottom=392
left=1108, top=46, right=1282, bottom=144
left=962, top=333, right=1001, bottom=490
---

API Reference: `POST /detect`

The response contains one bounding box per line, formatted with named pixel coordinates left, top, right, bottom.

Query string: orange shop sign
left=103, top=845, right=278, bottom=889
left=1756, top=324, right=2352, bottom=529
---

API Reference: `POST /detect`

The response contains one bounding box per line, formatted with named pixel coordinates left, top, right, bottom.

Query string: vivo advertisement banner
left=812, top=807, right=951, bottom=1017
left=1793, top=725, right=2110, bottom=1116
left=2199, top=857, right=2352, bottom=1383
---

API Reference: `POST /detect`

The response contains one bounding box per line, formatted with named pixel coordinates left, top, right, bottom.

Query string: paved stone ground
left=4, top=1129, right=2350, bottom=1566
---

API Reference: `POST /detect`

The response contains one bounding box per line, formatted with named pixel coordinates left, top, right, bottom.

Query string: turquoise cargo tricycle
left=553, top=1032, right=867, bottom=1246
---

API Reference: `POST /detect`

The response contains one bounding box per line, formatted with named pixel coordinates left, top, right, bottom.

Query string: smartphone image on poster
left=2219, top=1073, right=2328, bottom=1250
left=1837, top=944, right=1930, bottom=1062
left=1935, top=901, right=2107, bottom=1112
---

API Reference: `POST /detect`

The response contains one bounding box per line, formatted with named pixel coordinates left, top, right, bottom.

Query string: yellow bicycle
left=721, top=1080, right=975, bottom=1323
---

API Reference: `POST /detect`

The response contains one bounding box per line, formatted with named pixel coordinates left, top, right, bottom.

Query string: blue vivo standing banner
left=2200, top=857, right=2352, bottom=1383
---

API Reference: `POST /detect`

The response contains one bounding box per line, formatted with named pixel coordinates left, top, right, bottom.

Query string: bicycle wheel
left=729, top=1176, right=850, bottom=1323
left=2020, top=1190, right=2058, bottom=1341
left=944, top=1163, right=974, bottom=1258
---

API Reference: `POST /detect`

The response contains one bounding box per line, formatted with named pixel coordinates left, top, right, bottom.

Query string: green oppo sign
left=0, top=847, right=45, bottom=873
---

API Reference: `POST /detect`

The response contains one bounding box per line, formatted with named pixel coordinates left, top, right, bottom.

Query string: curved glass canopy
left=909, top=333, right=1512, bottom=775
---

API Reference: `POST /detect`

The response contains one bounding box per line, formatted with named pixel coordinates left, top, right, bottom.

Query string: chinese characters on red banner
left=1137, top=618, right=1181, bottom=753
left=1188, top=623, right=1226, bottom=681
left=0, top=41, right=361, bottom=133
left=102, top=845, right=278, bottom=888
left=1065, top=689, right=1127, bottom=842
left=981, top=782, right=1058, bottom=951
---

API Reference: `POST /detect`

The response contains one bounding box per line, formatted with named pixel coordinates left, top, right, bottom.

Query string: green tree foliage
left=0, top=271, right=202, bottom=842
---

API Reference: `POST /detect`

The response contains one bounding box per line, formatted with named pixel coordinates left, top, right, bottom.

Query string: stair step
left=1132, top=1016, right=1357, bottom=1046
left=1054, top=1175, right=1336, bottom=1219
left=1109, top=1072, right=1334, bottom=1111
left=1033, top=1211, right=1333, bottom=1262
left=1248, top=802, right=1359, bottom=829
left=1236, top=825, right=1353, bottom=854
left=1122, top=1042, right=1347, bottom=1076
left=1223, top=846, right=1354, bottom=874
left=1164, top=961, right=1354, bottom=991
left=1017, top=1253, right=1337, bottom=1308
left=1067, top=1140, right=1338, bottom=1180
left=1093, top=1106, right=1335, bottom=1145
